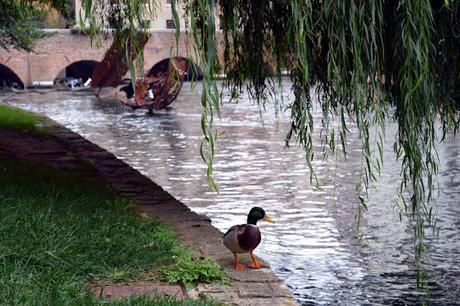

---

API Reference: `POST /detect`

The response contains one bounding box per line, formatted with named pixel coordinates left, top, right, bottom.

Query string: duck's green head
left=247, top=207, right=275, bottom=225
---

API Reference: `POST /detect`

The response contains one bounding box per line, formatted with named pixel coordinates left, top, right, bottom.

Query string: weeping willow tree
left=178, top=1, right=460, bottom=291
left=69, top=0, right=460, bottom=293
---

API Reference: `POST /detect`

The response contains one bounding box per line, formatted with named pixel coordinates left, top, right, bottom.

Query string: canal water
left=1, top=83, right=459, bottom=305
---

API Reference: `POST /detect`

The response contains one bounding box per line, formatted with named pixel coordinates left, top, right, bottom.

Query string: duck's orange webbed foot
left=233, top=253, right=247, bottom=270
left=249, top=252, right=262, bottom=269
left=250, top=259, right=262, bottom=269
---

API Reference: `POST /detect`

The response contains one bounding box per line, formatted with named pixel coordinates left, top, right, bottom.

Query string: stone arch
left=55, top=60, right=99, bottom=84
left=0, top=64, right=24, bottom=89
left=147, top=57, right=203, bottom=82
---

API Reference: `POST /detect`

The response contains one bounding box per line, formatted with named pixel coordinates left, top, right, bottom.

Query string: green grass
left=0, top=156, right=225, bottom=305
left=163, top=250, right=230, bottom=289
left=0, top=104, right=46, bottom=134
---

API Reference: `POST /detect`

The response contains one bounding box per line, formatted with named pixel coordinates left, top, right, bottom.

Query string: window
left=166, top=19, right=176, bottom=29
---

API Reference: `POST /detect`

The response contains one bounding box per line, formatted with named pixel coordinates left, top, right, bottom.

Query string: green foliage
left=81, top=0, right=157, bottom=95
left=163, top=248, right=230, bottom=288
left=0, top=1, right=48, bottom=51
left=0, top=156, right=224, bottom=305
left=179, top=0, right=460, bottom=294
left=50, top=0, right=75, bottom=21
left=182, top=0, right=221, bottom=191
left=0, top=0, right=74, bottom=51
left=102, top=296, right=224, bottom=306
left=0, top=104, right=47, bottom=134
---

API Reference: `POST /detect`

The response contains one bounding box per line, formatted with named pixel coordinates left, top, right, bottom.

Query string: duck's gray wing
left=223, top=224, right=247, bottom=253
left=223, top=224, right=242, bottom=238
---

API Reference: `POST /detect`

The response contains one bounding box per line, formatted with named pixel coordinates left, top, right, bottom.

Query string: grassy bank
left=0, top=155, right=225, bottom=305
left=0, top=104, right=46, bottom=134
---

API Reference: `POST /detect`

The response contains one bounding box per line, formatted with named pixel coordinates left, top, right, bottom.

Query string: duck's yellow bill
left=263, top=214, right=275, bottom=223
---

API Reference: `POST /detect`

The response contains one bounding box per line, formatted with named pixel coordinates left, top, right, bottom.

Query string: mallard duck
left=223, top=207, right=274, bottom=270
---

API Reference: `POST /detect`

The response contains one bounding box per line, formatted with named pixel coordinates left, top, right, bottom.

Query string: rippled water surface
left=2, top=83, right=459, bottom=305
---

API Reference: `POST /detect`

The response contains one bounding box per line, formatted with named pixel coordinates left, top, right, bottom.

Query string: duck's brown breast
left=238, top=224, right=261, bottom=252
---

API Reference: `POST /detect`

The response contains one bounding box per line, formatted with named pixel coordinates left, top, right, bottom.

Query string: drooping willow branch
left=80, top=0, right=460, bottom=293
left=182, top=0, right=460, bottom=291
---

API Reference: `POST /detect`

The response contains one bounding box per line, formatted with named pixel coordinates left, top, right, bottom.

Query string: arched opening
left=0, top=64, right=24, bottom=89
left=65, top=60, right=99, bottom=82
left=147, top=57, right=203, bottom=82
left=58, top=60, right=99, bottom=84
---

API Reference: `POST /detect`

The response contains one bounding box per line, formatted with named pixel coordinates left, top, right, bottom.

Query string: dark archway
left=147, top=57, right=203, bottom=82
left=64, top=60, right=99, bottom=83
left=0, top=64, right=24, bottom=89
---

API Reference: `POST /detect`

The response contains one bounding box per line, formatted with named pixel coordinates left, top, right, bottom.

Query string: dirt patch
left=90, top=282, right=186, bottom=300
left=0, top=129, right=86, bottom=173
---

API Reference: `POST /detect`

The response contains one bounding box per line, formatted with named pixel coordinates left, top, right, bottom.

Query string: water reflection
left=1, top=83, right=459, bottom=305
